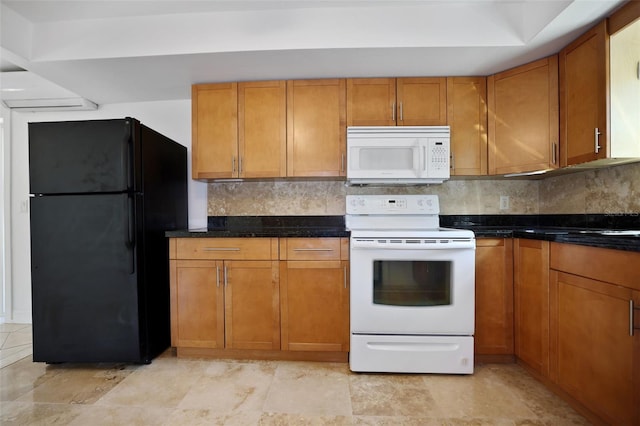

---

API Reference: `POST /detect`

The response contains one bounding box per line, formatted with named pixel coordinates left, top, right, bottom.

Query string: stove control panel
left=346, top=195, right=439, bottom=215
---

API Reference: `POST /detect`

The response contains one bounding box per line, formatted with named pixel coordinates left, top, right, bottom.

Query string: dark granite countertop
left=166, top=214, right=640, bottom=252
left=165, top=216, right=349, bottom=238
left=441, top=214, right=640, bottom=253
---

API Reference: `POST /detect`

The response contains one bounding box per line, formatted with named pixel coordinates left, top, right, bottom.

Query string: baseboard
left=9, top=310, right=32, bottom=324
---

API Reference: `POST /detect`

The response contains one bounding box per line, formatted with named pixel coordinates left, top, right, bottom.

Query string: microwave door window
left=360, top=147, right=413, bottom=171
left=373, top=260, right=452, bottom=306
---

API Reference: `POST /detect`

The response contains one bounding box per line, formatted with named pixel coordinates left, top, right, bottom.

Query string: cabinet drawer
left=550, top=242, right=640, bottom=291
left=176, top=238, right=277, bottom=260
left=280, top=238, right=343, bottom=261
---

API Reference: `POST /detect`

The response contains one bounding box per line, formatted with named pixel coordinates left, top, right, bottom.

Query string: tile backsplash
left=208, top=162, right=640, bottom=216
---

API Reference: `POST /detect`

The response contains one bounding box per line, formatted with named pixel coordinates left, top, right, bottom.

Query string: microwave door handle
left=414, top=146, right=423, bottom=175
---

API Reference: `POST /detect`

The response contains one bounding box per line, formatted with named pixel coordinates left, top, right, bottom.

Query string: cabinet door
left=550, top=271, right=638, bottom=425
left=514, top=239, right=550, bottom=376
left=559, top=20, right=608, bottom=166
left=170, top=260, right=224, bottom=348
left=475, top=238, right=514, bottom=356
left=224, top=260, right=280, bottom=350
left=447, top=77, right=488, bottom=175
left=287, top=79, right=347, bottom=177
left=238, top=81, right=287, bottom=178
left=488, top=56, right=559, bottom=175
left=280, top=260, right=349, bottom=352
left=397, top=77, right=447, bottom=126
left=346, top=78, right=396, bottom=126
left=192, top=83, right=238, bottom=179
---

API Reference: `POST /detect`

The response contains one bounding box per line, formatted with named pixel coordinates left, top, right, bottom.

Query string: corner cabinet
left=346, top=77, right=447, bottom=126
left=279, top=238, right=350, bottom=352
left=447, top=77, right=488, bottom=176
left=287, top=79, right=347, bottom=177
left=474, top=238, right=514, bottom=359
left=487, top=56, right=559, bottom=175
left=549, top=243, right=640, bottom=425
left=559, top=20, right=609, bottom=166
left=169, top=238, right=280, bottom=352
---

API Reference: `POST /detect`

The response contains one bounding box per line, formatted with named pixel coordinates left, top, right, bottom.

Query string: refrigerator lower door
left=30, top=193, right=147, bottom=363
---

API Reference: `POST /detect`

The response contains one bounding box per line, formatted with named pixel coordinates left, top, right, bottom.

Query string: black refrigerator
left=29, top=118, right=188, bottom=364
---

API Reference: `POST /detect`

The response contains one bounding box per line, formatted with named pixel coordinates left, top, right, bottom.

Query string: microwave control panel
left=427, top=139, right=450, bottom=177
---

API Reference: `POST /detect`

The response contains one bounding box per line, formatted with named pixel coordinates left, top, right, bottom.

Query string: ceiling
left=0, top=0, right=629, bottom=106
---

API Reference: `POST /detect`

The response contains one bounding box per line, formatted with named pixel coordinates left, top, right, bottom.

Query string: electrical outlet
left=500, top=196, right=509, bottom=210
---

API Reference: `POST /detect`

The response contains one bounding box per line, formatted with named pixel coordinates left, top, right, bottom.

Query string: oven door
left=350, top=239, right=475, bottom=335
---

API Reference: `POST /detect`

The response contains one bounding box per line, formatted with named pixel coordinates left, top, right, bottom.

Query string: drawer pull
left=293, top=248, right=334, bottom=252
left=203, top=248, right=241, bottom=252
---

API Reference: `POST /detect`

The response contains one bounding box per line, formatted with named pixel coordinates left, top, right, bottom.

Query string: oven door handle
left=350, top=239, right=475, bottom=250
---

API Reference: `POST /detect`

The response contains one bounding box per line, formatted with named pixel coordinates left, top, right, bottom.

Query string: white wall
left=610, top=21, right=640, bottom=157
left=8, top=100, right=206, bottom=323
left=1, top=104, right=11, bottom=322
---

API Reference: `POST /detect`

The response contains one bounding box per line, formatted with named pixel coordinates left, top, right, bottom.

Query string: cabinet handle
left=203, top=247, right=241, bottom=251
left=400, top=101, right=403, bottom=122
left=293, top=248, right=334, bottom=252
left=594, top=128, right=602, bottom=154
left=552, top=143, right=557, bottom=165
left=216, top=265, right=220, bottom=288
left=224, top=265, right=228, bottom=287
left=239, top=156, right=243, bottom=174
left=392, top=102, right=396, bottom=122
left=631, top=300, right=640, bottom=337
left=631, top=300, right=634, bottom=337
left=343, top=266, right=347, bottom=289
left=232, top=156, right=236, bottom=173
left=341, top=153, right=345, bottom=173
left=450, top=153, right=455, bottom=171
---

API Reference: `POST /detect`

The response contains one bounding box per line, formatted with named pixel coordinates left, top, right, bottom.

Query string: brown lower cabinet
left=549, top=243, right=640, bottom=425
left=169, top=238, right=280, bottom=352
left=474, top=238, right=514, bottom=359
left=168, top=237, right=349, bottom=362
left=514, top=238, right=550, bottom=377
left=477, top=237, right=640, bottom=424
left=279, top=238, right=350, bottom=352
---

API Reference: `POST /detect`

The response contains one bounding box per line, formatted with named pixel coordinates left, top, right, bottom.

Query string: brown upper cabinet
left=287, top=79, right=347, bottom=177
left=192, top=79, right=345, bottom=179
left=192, top=83, right=238, bottom=179
left=559, top=20, right=609, bottom=166
left=487, top=56, right=559, bottom=175
left=447, top=77, right=488, bottom=176
left=346, top=77, right=447, bottom=126
left=238, top=81, right=287, bottom=178
left=192, top=81, right=286, bottom=180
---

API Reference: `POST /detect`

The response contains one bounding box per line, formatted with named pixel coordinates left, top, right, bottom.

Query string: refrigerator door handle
left=124, top=119, right=134, bottom=191
left=125, top=194, right=136, bottom=274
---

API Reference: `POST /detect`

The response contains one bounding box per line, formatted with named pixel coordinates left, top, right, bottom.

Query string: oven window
left=373, top=260, right=451, bottom=306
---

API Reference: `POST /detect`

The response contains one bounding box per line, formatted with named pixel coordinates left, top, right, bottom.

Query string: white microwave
left=346, top=126, right=450, bottom=185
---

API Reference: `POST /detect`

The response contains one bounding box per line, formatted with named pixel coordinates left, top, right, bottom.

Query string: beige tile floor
left=0, top=325, right=590, bottom=425
left=0, top=323, right=33, bottom=369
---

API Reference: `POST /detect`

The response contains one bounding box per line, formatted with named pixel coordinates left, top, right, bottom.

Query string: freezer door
left=29, top=119, right=138, bottom=194
left=30, top=193, right=146, bottom=363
